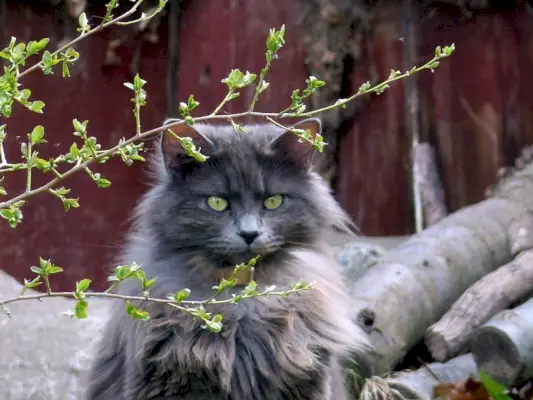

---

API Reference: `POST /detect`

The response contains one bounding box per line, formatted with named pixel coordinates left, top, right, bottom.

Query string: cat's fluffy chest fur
left=122, top=253, right=356, bottom=400
left=85, top=119, right=370, bottom=399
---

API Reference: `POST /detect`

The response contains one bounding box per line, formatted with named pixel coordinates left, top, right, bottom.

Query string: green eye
left=207, top=196, right=229, bottom=211
left=264, top=194, right=283, bottom=210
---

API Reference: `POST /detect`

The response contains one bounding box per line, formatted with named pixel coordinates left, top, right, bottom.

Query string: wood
left=425, top=249, right=533, bottom=362
left=372, top=354, right=478, bottom=400
left=413, top=143, right=447, bottom=226
left=344, top=156, right=533, bottom=374
left=508, top=212, right=533, bottom=256
left=471, top=295, right=533, bottom=386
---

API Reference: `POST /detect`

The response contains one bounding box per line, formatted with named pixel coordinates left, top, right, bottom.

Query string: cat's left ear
left=270, top=118, right=321, bottom=168
left=161, top=123, right=215, bottom=172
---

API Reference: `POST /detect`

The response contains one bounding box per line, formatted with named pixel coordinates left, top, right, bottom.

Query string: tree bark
left=470, top=295, right=533, bottom=386
left=344, top=158, right=533, bottom=374
left=425, top=248, right=533, bottom=362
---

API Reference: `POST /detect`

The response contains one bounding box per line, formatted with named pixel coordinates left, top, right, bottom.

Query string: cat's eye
left=264, top=194, right=283, bottom=210
left=207, top=196, right=229, bottom=211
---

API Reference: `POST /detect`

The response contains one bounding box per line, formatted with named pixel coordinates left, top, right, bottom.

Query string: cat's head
left=146, top=119, right=352, bottom=269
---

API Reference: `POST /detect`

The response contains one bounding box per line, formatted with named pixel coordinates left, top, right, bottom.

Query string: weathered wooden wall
left=337, top=1, right=533, bottom=235
left=1, top=0, right=532, bottom=290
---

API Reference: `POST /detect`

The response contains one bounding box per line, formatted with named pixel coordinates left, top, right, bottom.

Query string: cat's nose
left=238, top=230, right=259, bottom=245
left=237, top=214, right=260, bottom=245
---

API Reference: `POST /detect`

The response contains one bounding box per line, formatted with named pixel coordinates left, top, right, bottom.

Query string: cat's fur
left=85, top=118, right=370, bottom=400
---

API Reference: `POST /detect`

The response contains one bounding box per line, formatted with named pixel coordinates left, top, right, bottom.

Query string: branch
left=16, top=0, right=146, bottom=79
left=0, top=44, right=454, bottom=210
left=0, top=286, right=310, bottom=309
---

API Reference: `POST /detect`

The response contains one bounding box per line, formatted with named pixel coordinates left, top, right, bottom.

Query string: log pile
left=347, top=147, right=533, bottom=399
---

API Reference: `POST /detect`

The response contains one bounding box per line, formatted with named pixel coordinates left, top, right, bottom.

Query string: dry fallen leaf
left=433, top=377, right=490, bottom=400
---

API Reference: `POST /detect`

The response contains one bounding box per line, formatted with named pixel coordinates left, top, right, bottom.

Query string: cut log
left=344, top=156, right=533, bottom=374
left=471, top=295, right=533, bottom=386
left=359, top=354, right=478, bottom=400
left=425, top=248, right=533, bottom=362
left=508, top=212, right=533, bottom=256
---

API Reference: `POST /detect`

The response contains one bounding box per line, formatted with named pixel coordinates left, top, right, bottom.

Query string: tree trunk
left=345, top=156, right=533, bottom=374
left=425, top=248, right=533, bottom=362
left=470, top=295, right=533, bottom=386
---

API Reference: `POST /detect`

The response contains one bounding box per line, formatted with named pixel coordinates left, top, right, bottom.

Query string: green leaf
left=72, top=119, right=88, bottom=136
left=11, top=42, right=26, bottom=64
left=51, top=186, right=70, bottom=196
left=69, top=142, right=80, bottom=159
left=19, top=89, right=31, bottom=100
left=125, top=301, right=150, bottom=320
left=133, top=74, right=146, bottom=90
left=115, top=265, right=131, bottom=281
left=30, top=266, right=44, bottom=276
left=62, top=197, right=80, bottom=212
left=76, top=279, right=91, bottom=292
left=22, top=277, right=42, bottom=293
left=187, top=94, right=199, bottom=110
left=47, top=265, right=63, bottom=275
left=1, top=103, right=12, bottom=118
left=227, top=92, right=240, bottom=101
left=142, top=278, right=156, bottom=291
left=42, top=50, right=52, bottom=64
left=41, top=51, right=55, bottom=75
left=62, top=61, right=70, bottom=78
left=174, top=288, right=191, bottom=302
left=74, top=299, right=88, bottom=319
left=78, top=12, right=89, bottom=31
left=202, top=318, right=223, bottom=333
left=30, top=101, right=45, bottom=113
left=266, top=25, right=285, bottom=53
left=34, top=158, right=51, bottom=171
left=0, top=205, right=23, bottom=228
left=0, top=186, right=6, bottom=196
left=30, top=125, right=45, bottom=145
left=242, top=71, right=257, bottom=86
left=479, top=370, right=512, bottom=400
left=64, top=47, right=79, bottom=61
left=27, top=38, right=49, bottom=56
left=96, top=178, right=111, bottom=188
left=242, top=280, right=258, bottom=296
left=222, top=69, right=244, bottom=89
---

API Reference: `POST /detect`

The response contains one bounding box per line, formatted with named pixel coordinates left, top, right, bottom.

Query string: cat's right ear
left=161, top=123, right=215, bottom=172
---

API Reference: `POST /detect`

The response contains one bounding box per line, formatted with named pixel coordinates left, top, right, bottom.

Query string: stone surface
left=0, top=271, right=110, bottom=400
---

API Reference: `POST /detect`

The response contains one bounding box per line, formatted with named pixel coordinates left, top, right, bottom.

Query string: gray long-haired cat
left=85, top=118, right=370, bottom=400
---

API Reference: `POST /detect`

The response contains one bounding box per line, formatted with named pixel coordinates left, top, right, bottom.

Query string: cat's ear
left=270, top=118, right=321, bottom=168
left=161, top=123, right=215, bottom=171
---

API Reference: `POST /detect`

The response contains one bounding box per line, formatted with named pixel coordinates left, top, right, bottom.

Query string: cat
left=85, top=117, right=371, bottom=400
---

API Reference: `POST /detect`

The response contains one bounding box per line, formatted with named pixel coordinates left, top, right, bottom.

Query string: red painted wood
left=175, top=0, right=307, bottom=119
left=337, top=2, right=412, bottom=236
left=0, top=1, right=168, bottom=292
left=337, top=2, right=533, bottom=235
left=417, top=3, right=533, bottom=211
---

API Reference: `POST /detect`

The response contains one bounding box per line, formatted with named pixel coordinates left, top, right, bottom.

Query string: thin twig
left=16, top=0, right=145, bottom=79
left=0, top=286, right=310, bottom=309
left=25, top=140, right=31, bottom=192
